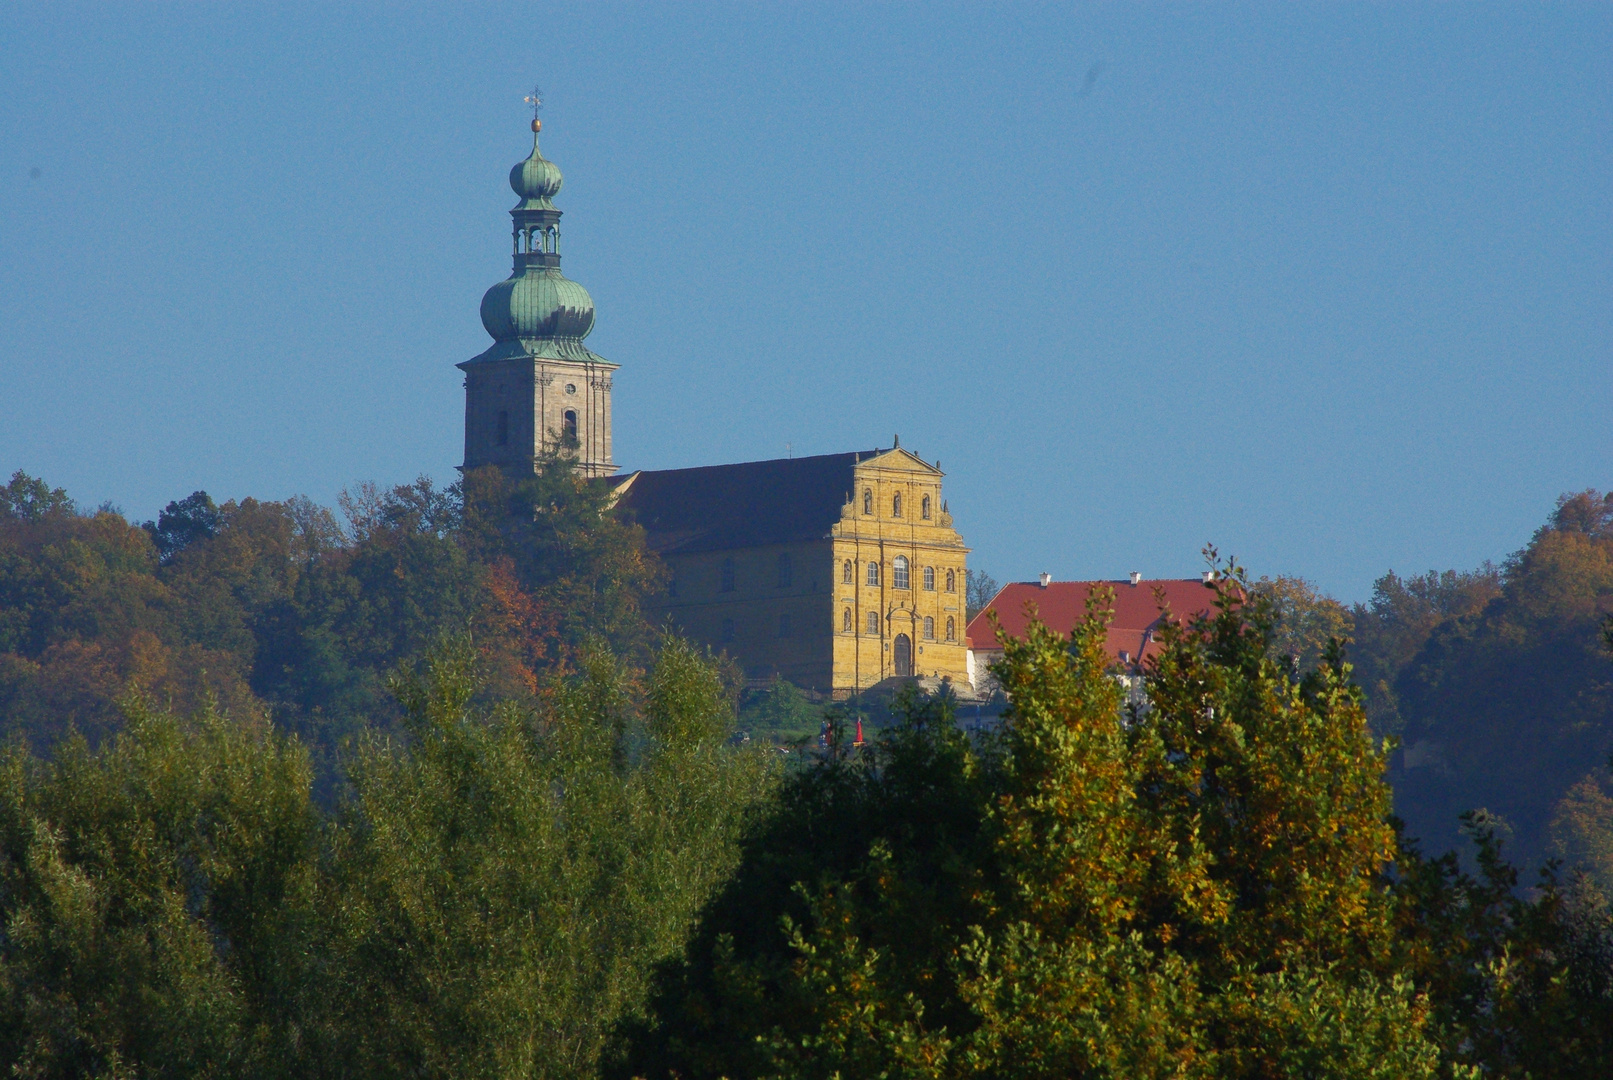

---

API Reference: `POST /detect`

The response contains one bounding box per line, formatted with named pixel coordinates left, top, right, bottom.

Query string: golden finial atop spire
left=524, top=84, right=543, bottom=133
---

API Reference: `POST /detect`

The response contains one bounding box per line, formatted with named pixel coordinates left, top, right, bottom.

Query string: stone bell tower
left=459, top=112, right=616, bottom=477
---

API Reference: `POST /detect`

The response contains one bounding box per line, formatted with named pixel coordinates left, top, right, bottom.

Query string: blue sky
left=2, top=3, right=1608, bottom=601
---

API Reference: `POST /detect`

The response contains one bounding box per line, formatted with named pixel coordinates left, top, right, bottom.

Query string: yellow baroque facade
left=614, top=446, right=969, bottom=696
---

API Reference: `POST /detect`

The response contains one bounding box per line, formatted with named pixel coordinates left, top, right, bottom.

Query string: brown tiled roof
left=613, top=451, right=882, bottom=555
left=966, top=579, right=1216, bottom=668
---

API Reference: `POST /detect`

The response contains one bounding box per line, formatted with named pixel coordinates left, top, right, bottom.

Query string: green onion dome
left=480, top=269, right=595, bottom=341
left=509, top=121, right=562, bottom=206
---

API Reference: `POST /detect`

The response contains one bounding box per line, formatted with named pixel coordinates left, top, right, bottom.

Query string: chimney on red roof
left=1129, top=571, right=1141, bottom=586
left=1202, top=570, right=1216, bottom=585
left=1039, top=572, right=1051, bottom=588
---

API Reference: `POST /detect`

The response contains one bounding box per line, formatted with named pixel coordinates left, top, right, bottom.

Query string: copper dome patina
left=509, top=124, right=563, bottom=207
left=468, top=119, right=607, bottom=365
left=480, top=269, right=595, bottom=340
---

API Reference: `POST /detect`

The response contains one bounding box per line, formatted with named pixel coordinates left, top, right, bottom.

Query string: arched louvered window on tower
left=562, top=409, right=578, bottom=445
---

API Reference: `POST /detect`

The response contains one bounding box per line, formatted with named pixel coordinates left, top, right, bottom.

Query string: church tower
left=459, top=116, right=616, bottom=477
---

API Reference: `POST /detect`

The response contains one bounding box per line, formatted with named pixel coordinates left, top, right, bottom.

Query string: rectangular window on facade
left=924, top=616, right=935, bottom=640
left=866, top=610, right=880, bottom=636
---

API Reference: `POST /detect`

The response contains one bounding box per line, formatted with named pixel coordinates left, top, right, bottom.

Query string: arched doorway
left=894, top=633, right=913, bottom=677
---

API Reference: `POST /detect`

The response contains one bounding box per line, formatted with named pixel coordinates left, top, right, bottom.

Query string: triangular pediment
left=855, top=446, right=943, bottom=475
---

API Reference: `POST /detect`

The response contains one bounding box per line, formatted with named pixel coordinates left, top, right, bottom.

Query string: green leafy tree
left=323, top=634, right=775, bottom=1080
left=462, top=458, right=664, bottom=666
left=0, top=471, right=75, bottom=522
left=0, top=633, right=776, bottom=1080
left=1550, top=770, right=1613, bottom=893
left=1251, top=574, right=1355, bottom=674
left=1393, top=816, right=1613, bottom=1078
left=1349, top=567, right=1500, bottom=739
left=738, top=677, right=823, bottom=742
left=142, top=490, right=221, bottom=564
left=619, top=564, right=1441, bottom=1079
left=1391, top=491, right=1613, bottom=867
left=0, top=694, right=321, bottom=1079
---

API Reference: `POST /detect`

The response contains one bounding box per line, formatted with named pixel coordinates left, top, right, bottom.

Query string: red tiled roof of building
left=965, top=579, right=1217, bottom=668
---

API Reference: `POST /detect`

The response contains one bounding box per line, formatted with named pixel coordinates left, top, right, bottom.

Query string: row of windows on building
left=716, top=612, right=957, bottom=642
left=861, top=489, right=932, bottom=519
left=843, top=609, right=955, bottom=641
left=704, top=553, right=957, bottom=594
left=846, top=557, right=953, bottom=592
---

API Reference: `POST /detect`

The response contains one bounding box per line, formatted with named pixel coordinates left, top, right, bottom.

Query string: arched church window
left=945, top=569, right=956, bottom=592
left=946, top=617, right=955, bottom=641
left=863, top=489, right=873, bottom=515
left=923, top=566, right=935, bottom=591
left=892, top=556, right=910, bottom=590
left=892, top=493, right=902, bottom=517
left=496, top=410, right=509, bottom=446
left=842, top=560, right=853, bottom=584
left=562, top=409, right=578, bottom=444
left=720, top=557, right=735, bottom=593
left=924, top=616, right=935, bottom=640
left=921, top=495, right=931, bottom=519
left=866, top=610, right=880, bottom=636
left=777, top=552, right=793, bottom=588
left=842, top=608, right=852, bottom=633
left=866, top=561, right=880, bottom=587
